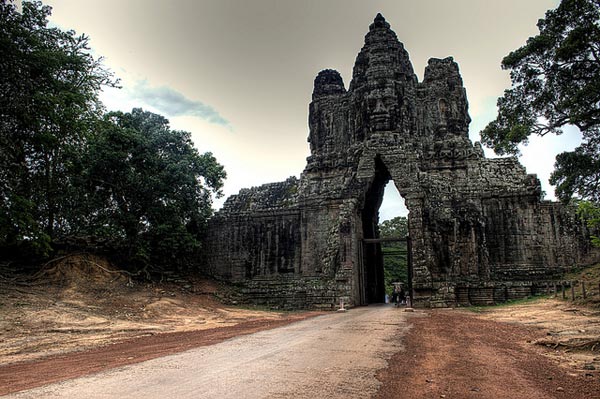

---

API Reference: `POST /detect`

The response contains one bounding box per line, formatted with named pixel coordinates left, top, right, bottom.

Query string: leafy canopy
left=0, top=1, right=228, bottom=270
left=481, top=0, right=600, bottom=154
left=380, top=216, right=408, bottom=239
left=73, top=109, right=226, bottom=268
left=481, top=0, right=600, bottom=204
left=576, top=200, right=600, bottom=246
left=0, top=0, right=116, bottom=254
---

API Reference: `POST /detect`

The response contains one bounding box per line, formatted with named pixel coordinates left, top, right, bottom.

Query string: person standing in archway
left=391, top=284, right=399, bottom=306
left=399, top=285, right=406, bottom=306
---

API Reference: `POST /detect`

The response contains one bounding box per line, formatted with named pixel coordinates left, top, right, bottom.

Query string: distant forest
left=0, top=1, right=226, bottom=273
left=379, top=216, right=408, bottom=295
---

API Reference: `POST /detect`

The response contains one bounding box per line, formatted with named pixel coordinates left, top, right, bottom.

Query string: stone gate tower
left=204, top=14, right=598, bottom=308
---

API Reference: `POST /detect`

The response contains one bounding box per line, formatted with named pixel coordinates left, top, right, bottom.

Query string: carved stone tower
left=204, top=14, right=598, bottom=308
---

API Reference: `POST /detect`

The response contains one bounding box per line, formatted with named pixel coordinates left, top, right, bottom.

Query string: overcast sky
left=43, top=0, right=581, bottom=221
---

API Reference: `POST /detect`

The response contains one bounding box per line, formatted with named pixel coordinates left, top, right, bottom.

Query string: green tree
left=576, top=200, right=600, bottom=246
left=550, top=139, right=600, bottom=202
left=379, top=216, right=409, bottom=294
left=0, top=0, right=115, bottom=255
left=72, top=109, right=226, bottom=271
left=480, top=0, right=600, bottom=204
left=380, top=216, right=408, bottom=239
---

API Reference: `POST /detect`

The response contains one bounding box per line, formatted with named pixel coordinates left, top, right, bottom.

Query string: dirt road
left=4, top=303, right=600, bottom=398
left=376, top=309, right=600, bottom=399
left=7, top=305, right=410, bottom=398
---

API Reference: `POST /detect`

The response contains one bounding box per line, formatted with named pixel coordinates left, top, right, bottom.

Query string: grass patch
left=562, top=263, right=600, bottom=309
left=466, top=295, right=546, bottom=313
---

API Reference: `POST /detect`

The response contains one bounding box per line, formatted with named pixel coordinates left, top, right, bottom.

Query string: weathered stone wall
left=204, top=14, right=600, bottom=309
left=204, top=177, right=302, bottom=281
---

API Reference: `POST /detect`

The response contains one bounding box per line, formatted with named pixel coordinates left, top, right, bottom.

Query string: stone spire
left=371, top=13, right=390, bottom=29
left=349, top=13, right=416, bottom=91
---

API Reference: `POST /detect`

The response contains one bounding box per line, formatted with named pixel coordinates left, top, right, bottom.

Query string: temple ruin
left=204, top=14, right=599, bottom=308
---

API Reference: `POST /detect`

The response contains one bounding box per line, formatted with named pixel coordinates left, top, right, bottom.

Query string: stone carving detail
left=204, top=14, right=599, bottom=309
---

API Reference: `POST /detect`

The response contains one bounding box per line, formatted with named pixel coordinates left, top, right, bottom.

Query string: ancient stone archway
left=204, top=14, right=599, bottom=309
left=360, top=155, right=393, bottom=305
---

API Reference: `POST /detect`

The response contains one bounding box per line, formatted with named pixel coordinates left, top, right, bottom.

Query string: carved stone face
left=366, top=87, right=397, bottom=132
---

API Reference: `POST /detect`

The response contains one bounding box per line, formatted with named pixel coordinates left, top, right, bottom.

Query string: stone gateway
left=204, top=14, right=599, bottom=309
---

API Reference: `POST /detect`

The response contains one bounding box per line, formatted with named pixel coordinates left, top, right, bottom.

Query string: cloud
left=128, top=81, right=231, bottom=128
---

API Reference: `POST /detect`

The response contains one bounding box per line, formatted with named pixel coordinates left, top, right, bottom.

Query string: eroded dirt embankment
left=0, top=254, right=302, bottom=364
left=0, top=254, right=321, bottom=395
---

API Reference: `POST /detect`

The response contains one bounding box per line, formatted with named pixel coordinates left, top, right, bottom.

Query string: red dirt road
left=0, top=314, right=319, bottom=396
left=3, top=307, right=600, bottom=398
left=376, top=310, right=600, bottom=399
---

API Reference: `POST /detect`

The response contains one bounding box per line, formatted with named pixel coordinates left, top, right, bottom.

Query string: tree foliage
left=0, top=0, right=115, bottom=254
left=379, top=216, right=409, bottom=294
left=72, top=109, right=226, bottom=269
left=550, top=138, right=600, bottom=202
left=576, top=200, right=600, bottom=247
left=379, top=216, right=408, bottom=239
left=481, top=0, right=600, bottom=204
left=0, top=1, right=227, bottom=272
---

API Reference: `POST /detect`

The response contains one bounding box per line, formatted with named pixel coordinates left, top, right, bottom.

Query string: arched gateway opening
left=204, top=14, right=597, bottom=310
left=359, top=156, right=411, bottom=305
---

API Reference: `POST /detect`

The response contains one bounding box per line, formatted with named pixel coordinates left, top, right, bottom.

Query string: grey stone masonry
left=204, top=13, right=600, bottom=309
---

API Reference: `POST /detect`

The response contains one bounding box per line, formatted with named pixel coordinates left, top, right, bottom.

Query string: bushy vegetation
left=576, top=200, right=600, bottom=247
left=0, top=1, right=225, bottom=273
